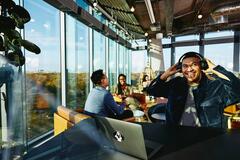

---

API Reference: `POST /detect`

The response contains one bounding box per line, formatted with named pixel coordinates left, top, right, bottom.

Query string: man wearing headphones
left=147, top=51, right=240, bottom=128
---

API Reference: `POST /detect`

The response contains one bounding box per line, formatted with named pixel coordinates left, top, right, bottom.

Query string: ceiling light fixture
left=198, top=14, right=203, bottom=19
left=93, top=0, right=98, bottom=7
left=144, top=0, right=156, bottom=24
left=130, top=6, right=135, bottom=12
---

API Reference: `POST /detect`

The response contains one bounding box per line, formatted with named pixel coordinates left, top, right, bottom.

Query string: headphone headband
left=177, top=52, right=209, bottom=71
left=178, top=52, right=204, bottom=64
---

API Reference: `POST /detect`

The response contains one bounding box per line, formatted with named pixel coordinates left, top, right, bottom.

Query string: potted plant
left=0, top=0, right=41, bottom=66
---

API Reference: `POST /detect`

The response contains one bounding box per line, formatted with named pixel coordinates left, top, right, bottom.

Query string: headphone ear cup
left=200, top=60, right=209, bottom=70
left=176, top=62, right=182, bottom=72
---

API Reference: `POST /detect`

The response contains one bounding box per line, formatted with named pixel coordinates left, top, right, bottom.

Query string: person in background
left=142, top=74, right=151, bottom=94
left=113, top=74, right=133, bottom=99
left=147, top=51, right=240, bottom=129
left=113, top=74, right=141, bottom=111
left=84, top=70, right=133, bottom=119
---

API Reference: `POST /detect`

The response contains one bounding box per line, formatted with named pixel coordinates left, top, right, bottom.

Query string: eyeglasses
left=182, top=62, right=200, bottom=70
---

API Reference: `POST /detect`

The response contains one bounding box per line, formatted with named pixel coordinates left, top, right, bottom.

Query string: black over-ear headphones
left=176, top=52, right=209, bottom=72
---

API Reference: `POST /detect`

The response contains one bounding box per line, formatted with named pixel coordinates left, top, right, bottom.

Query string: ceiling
left=87, top=0, right=240, bottom=39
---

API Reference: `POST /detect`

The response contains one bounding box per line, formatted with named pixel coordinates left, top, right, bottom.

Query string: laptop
left=95, top=116, right=164, bottom=160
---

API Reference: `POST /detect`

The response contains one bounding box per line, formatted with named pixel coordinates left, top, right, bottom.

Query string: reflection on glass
left=93, top=31, right=106, bottom=71
left=25, top=1, right=61, bottom=140
left=108, top=39, right=117, bottom=92
left=66, top=15, right=89, bottom=109
left=205, top=43, right=234, bottom=71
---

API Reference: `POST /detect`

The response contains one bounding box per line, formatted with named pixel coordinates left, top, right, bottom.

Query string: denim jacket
left=147, top=65, right=240, bottom=128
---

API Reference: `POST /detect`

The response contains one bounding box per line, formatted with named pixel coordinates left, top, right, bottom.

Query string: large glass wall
left=0, top=0, right=134, bottom=154
left=25, top=1, right=61, bottom=140
left=161, top=31, right=238, bottom=73
left=66, top=15, right=90, bottom=110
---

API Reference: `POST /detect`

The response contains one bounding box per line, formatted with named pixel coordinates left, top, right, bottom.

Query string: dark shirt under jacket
left=147, top=65, right=240, bottom=128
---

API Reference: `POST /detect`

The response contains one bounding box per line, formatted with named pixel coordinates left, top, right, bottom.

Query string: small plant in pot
left=0, top=0, right=41, bottom=67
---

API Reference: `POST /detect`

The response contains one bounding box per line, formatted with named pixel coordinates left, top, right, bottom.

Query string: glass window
left=132, top=39, right=147, bottom=48
left=163, top=48, right=171, bottom=70
left=76, top=0, right=89, bottom=11
left=118, top=45, right=124, bottom=74
left=93, top=31, right=106, bottom=71
left=127, top=49, right=132, bottom=84
left=162, top=38, right=171, bottom=44
left=25, top=1, right=61, bottom=140
left=131, top=50, right=147, bottom=91
left=124, top=47, right=129, bottom=75
left=150, top=56, right=160, bottom=78
left=109, top=22, right=116, bottom=31
left=175, top=46, right=199, bottom=63
left=175, top=34, right=199, bottom=41
left=93, top=10, right=106, bottom=23
left=204, top=43, right=234, bottom=71
left=205, top=30, right=234, bottom=38
left=66, top=15, right=89, bottom=110
left=108, top=39, right=117, bottom=92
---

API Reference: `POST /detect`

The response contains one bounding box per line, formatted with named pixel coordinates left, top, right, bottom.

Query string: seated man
left=84, top=69, right=133, bottom=119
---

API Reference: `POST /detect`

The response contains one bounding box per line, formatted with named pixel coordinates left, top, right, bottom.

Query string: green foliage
left=0, top=0, right=41, bottom=66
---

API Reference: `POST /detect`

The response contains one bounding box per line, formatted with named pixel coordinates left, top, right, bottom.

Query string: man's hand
left=160, top=63, right=181, bottom=81
left=205, top=59, right=216, bottom=71
left=204, top=58, right=230, bottom=81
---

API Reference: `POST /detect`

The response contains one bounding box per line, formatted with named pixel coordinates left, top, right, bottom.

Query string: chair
left=75, top=107, right=135, bottom=122
left=224, top=103, right=240, bottom=129
left=130, top=93, right=147, bottom=110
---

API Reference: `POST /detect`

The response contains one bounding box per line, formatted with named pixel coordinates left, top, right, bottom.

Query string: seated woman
left=84, top=70, right=133, bottom=119
left=113, top=74, right=132, bottom=99
left=113, top=74, right=141, bottom=111
left=142, top=74, right=151, bottom=94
